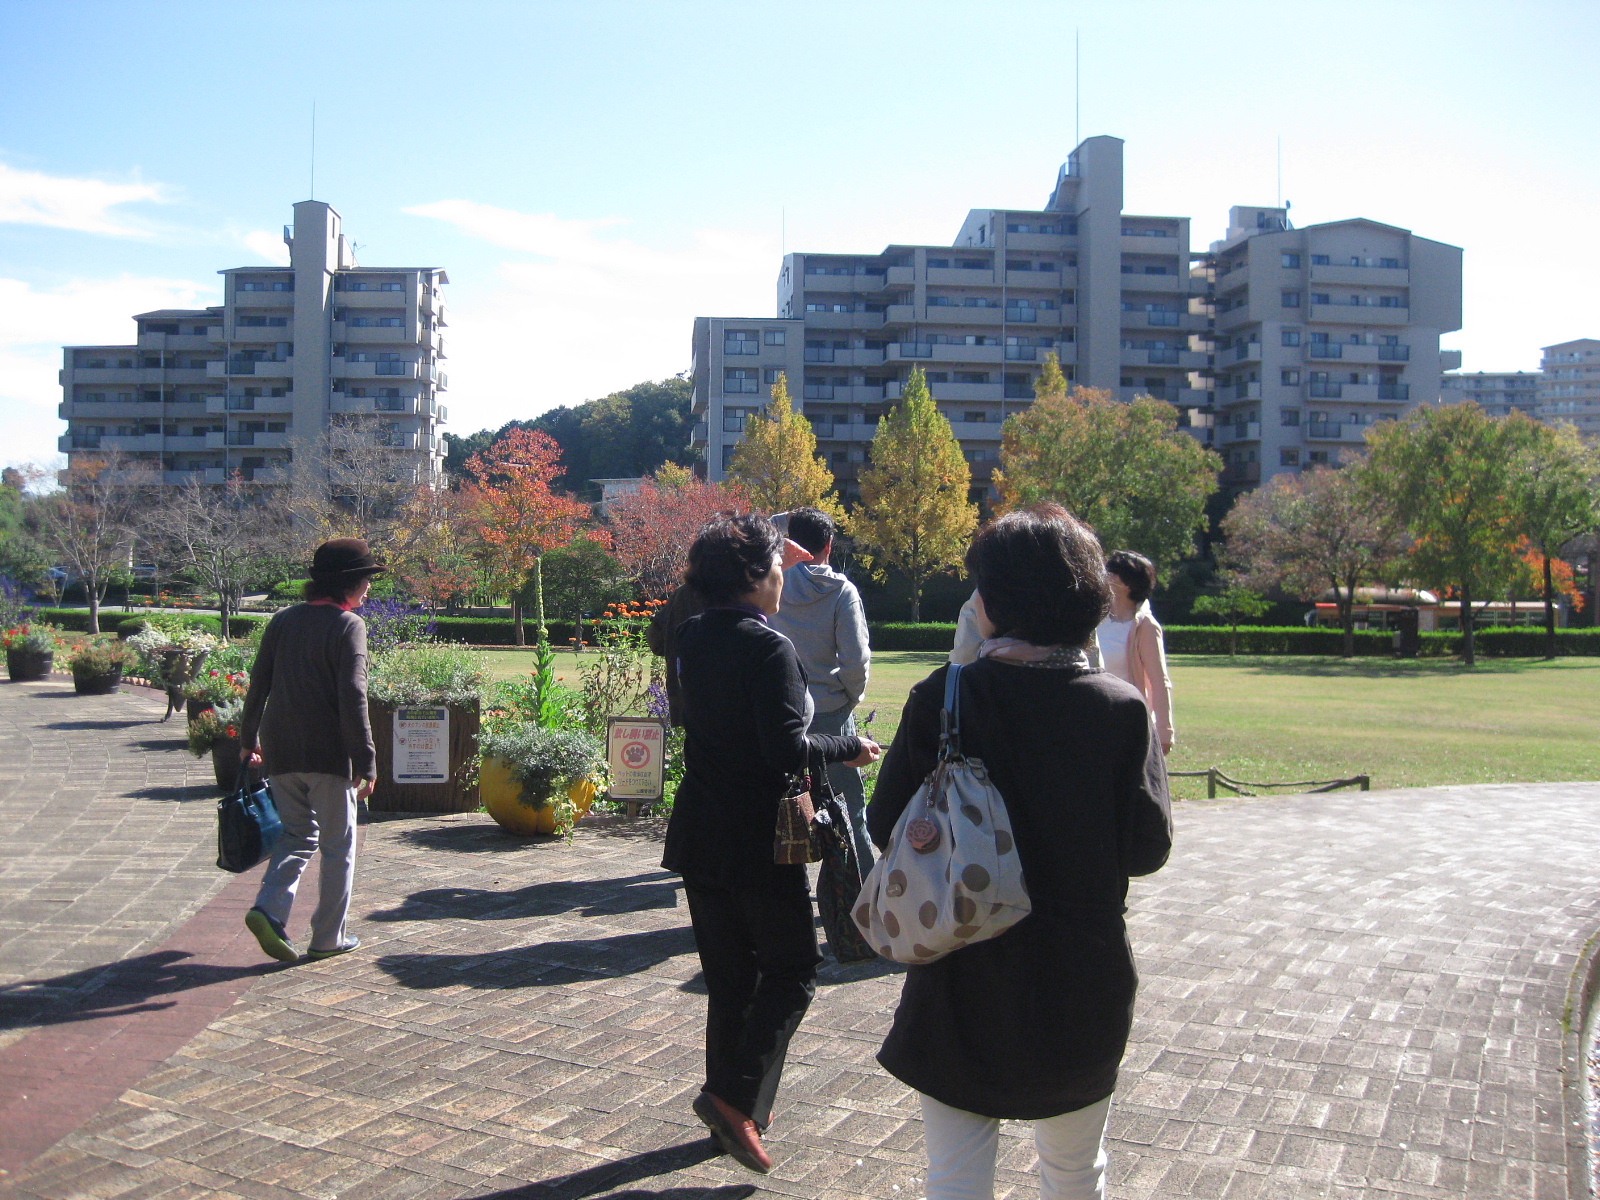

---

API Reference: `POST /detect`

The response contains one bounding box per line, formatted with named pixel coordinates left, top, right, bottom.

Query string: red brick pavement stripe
left=0, top=848, right=326, bottom=1177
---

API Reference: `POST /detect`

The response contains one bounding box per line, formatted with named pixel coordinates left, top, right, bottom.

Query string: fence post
left=1207, top=768, right=1217, bottom=800
left=1358, top=775, right=1370, bottom=792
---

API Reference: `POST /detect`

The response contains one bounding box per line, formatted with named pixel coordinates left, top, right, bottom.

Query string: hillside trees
left=850, top=366, right=978, bottom=621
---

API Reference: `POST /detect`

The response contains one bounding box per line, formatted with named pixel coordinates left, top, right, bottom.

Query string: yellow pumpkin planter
left=481, top=756, right=598, bottom=836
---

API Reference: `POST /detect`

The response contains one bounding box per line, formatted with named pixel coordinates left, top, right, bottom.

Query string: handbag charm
left=851, top=664, right=1031, bottom=964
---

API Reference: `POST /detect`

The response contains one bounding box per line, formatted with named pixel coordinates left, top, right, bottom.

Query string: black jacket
left=867, top=659, right=1172, bottom=1119
left=662, top=607, right=861, bottom=880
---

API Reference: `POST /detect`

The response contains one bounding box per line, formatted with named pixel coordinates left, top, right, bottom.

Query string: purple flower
left=646, top=680, right=670, bottom=719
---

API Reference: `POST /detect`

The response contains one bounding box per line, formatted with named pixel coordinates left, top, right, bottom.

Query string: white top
left=1096, top=615, right=1135, bottom=685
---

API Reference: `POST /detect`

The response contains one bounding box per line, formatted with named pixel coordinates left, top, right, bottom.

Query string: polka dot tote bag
left=852, top=664, right=1030, bottom=964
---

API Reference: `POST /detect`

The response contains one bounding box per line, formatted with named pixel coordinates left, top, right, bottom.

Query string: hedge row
left=1164, top=625, right=1600, bottom=657
left=29, top=608, right=269, bottom=639
left=430, top=616, right=581, bottom=646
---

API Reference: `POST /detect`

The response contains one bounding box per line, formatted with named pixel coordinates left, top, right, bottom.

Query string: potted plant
left=4, top=624, right=60, bottom=682
left=480, top=726, right=606, bottom=837
left=126, top=622, right=220, bottom=720
left=366, top=643, right=487, bottom=813
left=69, top=638, right=133, bottom=695
left=182, top=653, right=250, bottom=722
left=187, top=698, right=245, bottom=792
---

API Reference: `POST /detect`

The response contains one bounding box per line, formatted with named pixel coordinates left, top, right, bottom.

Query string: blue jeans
left=810, top=707, right=875, bottom=872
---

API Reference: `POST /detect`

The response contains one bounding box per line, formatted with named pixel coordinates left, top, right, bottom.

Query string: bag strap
left=939, top=663, right=964, bottom=760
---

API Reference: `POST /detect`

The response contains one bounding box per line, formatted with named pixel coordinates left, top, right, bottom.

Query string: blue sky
left=2, top=0, right=1596, bottom=469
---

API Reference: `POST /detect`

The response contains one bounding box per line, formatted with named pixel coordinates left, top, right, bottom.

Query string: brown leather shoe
left=693, top=1090, right=773, bottom=1174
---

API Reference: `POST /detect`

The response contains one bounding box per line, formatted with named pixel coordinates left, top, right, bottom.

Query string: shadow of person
left=45, top=718, right=152, bottom=731
left=0, top=950, right=284, bottom=1032
left=366, top=871, right=681, bottom=924
left=469, top=1138, right=748, bottom=1199
left=377, top=926, right=698, bottom=991
left=126, top=783, right=217, bottom=803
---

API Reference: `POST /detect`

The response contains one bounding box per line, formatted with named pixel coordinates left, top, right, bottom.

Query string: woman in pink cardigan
left=1096, top=551, right=1174, bottom=754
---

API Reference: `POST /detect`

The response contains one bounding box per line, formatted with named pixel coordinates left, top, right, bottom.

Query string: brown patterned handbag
left=774, top=769, right=821, bottom=864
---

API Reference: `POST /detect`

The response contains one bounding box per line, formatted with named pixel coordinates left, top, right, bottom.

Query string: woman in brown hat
left=238, top=538, right=386, bottom=962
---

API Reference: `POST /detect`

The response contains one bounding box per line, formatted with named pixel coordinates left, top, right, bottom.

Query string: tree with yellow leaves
left=851, top=366, right=978, bottom=621
left=726, top=372, right=844, bottom=519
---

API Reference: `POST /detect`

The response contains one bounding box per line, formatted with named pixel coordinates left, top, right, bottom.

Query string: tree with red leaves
left=467, top=428, right=594, bottom=645
left=607, top=463, right=746, bottom=599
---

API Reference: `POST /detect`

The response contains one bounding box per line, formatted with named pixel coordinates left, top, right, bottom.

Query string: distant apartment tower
left=1439, top=370, right=1540, bottom=417
left=59, top=201, right=448, bottom=486
left=692, top=136, right=1211, bottom=500
left=1535, top=339, right=1600, bottom=435
left=1205, top=208, right=1461, bottom=492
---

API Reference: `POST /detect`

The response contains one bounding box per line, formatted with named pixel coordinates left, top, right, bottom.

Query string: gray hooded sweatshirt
left=769, top=563, right=870, bottom=715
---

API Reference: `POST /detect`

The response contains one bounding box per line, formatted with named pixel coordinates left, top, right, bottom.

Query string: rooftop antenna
left=1074, top=28, right=1081, bottom=147
left=1276, top=134, right=1282, bottom=209
left=309, top=101, right=317, bottom=200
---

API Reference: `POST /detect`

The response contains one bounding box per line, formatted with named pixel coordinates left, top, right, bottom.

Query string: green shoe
left=244, top=908, right=299, bottom=963
left=306, top=935, right=360, bottom=961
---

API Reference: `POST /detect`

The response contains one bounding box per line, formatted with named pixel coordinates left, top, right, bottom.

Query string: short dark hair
left=785, top=507, right=835, bottom=556
left=1105, top=551, right=1157, bottom=603
left=302, top=576, right=368, bottom=604
left=966, top=504, right=1109, bottom=647
left=685, top=514, right=782, bottom=605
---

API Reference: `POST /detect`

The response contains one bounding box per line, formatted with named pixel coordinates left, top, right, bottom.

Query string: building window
left=926, top=372, right=950, bottom=383
left=963, top=411, right=987, bottom=422
left=1378, top=295, right=1404, bottom=308
left=1310, top=255, right=1330, bottom=266
left=1281, top=408, right=1300, bottom=426
left=764, top=330, right=786, bottom=345
left=1379, top=257, right=1401, bottom=268
left=1280, top=448, right=1300, bottom=466
left=1004, top=373, right=1032, bottom=399
left=724, top=331, right=760, bottom=355
left=964, top=447, right=990, bottom=463
left=1308, top=450, right=1329, bottom=464
left=724, top=368, right=759, bottom=394
left=722, top=408, right=751, bottom=433
left=721, top=445, right=736, bottom=470
left=1311, top=293, right=1331, bottom=305
left=1281, top=291, right=1301, bottom=307
left=1281, top=253, right=1301, bottom=268
left=927, top=257, right=950, bottom=268
left=762, top=367, right=782, bottom=384
left=1281, top=369, right=1301, bottom=385
left=378, top=317, right=404, bottom=327
left=954, top=371, right=989, bottom=384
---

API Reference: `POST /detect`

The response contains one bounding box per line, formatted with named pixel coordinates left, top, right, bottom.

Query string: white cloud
left=243, top=230, right=292, bottom=266
left=0, top=162, right=164, bottom=236
left=404, top=200, right=777, bottom=432
left=0, top=275, right=219, bottom=469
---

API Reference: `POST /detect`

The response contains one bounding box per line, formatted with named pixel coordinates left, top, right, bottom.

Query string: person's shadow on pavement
left=376, top=926, right=698, bottom=991
left=470, top=1137, right=751, bottom=1199
left=0, top=950, right=283, bottom=1031
left=365, top=872, right=682, bottom=924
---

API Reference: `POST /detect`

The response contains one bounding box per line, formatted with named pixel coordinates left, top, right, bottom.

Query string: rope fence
left=1169, top=767, right=1371, bottom=799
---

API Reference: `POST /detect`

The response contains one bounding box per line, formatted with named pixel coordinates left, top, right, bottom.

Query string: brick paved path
left=2, top=675, right=1599, bottom=1198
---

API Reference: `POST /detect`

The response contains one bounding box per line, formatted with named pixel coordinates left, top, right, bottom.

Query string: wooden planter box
left=367, top=698, right=481, bottom=814
left=73, top=666, right=124, bottom=695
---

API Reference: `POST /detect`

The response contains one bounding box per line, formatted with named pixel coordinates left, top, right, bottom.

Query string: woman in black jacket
left=868, top=505, right=1172, bottom=1200
left=663, top=514, right=881, bottom=1174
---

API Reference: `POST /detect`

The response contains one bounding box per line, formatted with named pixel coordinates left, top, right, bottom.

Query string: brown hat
left=310, top=538, right=387, bottom=579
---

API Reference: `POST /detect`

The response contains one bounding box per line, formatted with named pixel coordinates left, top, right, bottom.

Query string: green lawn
left=470, top=646, right=1600, bottom=801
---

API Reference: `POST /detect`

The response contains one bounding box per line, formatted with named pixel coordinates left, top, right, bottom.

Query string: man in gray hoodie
left=770, top=507, right=874, bottom=870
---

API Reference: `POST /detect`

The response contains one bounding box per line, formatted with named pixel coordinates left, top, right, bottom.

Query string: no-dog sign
left=607, top=717, right=668, bottom=802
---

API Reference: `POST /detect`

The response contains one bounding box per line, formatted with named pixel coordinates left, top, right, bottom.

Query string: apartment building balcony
left=230, top=290, right=293, bottom=307
left=1305, top=422, right=1363, bottom=441
left=1132, top=310, right=1210, bottom=332
left=886, top=381, right=1004, bottom=403
left=1214, top=305, right=1258, bottom=332
left=1121, top=232, right=1183, bottom=251
left=1309, top=264, right=1409, bottom=287
left=335, top=289, right=412, bottom=308
left=1307, top=342, right=1412, bottom=364
left=806, top=310, right=889, bottom=330
left=800, top=273, right=891, bottom=293
left=207, top=392, right=294, bottom=414
left=1176, top=387, right=1215, bottom=407
left=1440, top=350, right=1462, bottom=370
left=883, top=342, right=1000, bottom=365
left=1227, top=342, right=1263, bottom=364
left=207, top=431, right=293, bottom=450
left=1003, top=269, right=1075, bottom=289
left=811, top=421, right=883, bottom=443
left=926, top=267, right=997, bottom=286
left=1218, top=421, right=1262, bottom=444
left=337, top=359, right=424, bottom=379
left=209, top=358, right=292, bottom=378
left=67, top=433, right=167, bottom=453
left=802, top=347, right=887, bottom=367
left=1309, top=302, right=1409, bottom=326
left=334, top=323, right=416, bottom=342
left=1124, top=347, right=1211, bottom=369
left=61, top=399, right=169, bottom=419
left=162, top=469, right=211, bottom=487
left=885, top=266, right=914, bottom=286
left=1222, top=462, right=1261, bottom=486
left=1004, top=233, right=1074, bottom=252
left=802, top=384, right=888, bottom=404
left=1120, top=273, right=1194, bottom=296
left=1221, top=381, right=1262, bottom=401
left=60, top=433, right=101, bottom=451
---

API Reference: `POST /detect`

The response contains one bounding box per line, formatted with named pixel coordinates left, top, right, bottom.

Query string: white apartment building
left=694, top=136, right=1464, bottom=500
left=1535, top=339, right=1600, bottom=436
left=59, top=201, right=448, bottom=487
left=692, top=136, right=1211, bottom=501
left=1440, top=370, right=1540, bottom=417
left=1206, top=208, right=1462, bottom=493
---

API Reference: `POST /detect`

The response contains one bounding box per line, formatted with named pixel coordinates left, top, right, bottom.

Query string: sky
left=1, top=0, right=1596, bottom=470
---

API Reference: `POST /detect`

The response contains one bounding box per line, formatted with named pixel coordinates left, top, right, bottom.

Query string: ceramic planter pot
left=211, top=738, right=243, bottom=793
left=481, top=757, right=598, bottom=836
left=73, top=666, right=124, bottom=695
left=6, top=649, right=53, bottom=681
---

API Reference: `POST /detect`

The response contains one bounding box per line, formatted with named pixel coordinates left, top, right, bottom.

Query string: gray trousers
left=254, top=772, right=358, bottom=952
left=811, top=707, right=875, bottom=872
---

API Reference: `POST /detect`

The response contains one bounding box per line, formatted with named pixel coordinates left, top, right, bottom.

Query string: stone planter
left=6, top=649, right=53, bottom=682
left=367, top=698, right=481, bottom=814
left=480, top=758, right=598, bottom=836
left=211, top=738, right=243, bottom=794
left=73, top=666, right=124, bottom=695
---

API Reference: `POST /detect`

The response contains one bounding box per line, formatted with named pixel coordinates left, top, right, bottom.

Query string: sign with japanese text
left=394, top=706, right=450, bottom=784
left=607, top=717, right=668, bottom=802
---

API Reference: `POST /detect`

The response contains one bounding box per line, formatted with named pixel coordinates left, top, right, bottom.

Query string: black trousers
left=681, top=862, right=822, bottom=1129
